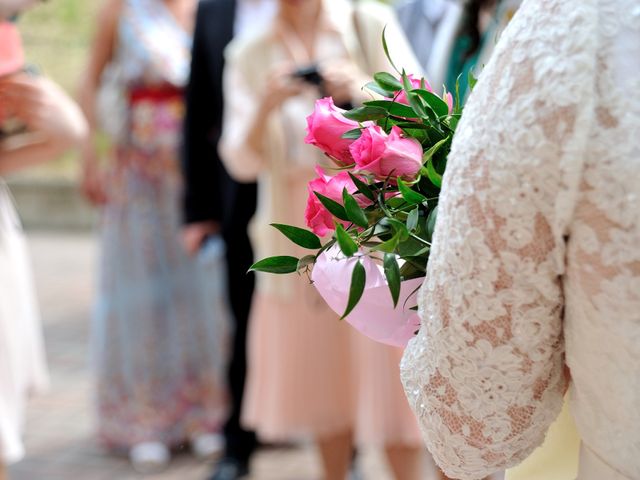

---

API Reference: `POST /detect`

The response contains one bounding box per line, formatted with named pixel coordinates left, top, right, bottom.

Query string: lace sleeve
left=400, top=0, right=597, bottom=478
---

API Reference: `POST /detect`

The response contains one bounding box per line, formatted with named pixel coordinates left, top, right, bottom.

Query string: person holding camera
left=218, top=0, right=446, bottom=478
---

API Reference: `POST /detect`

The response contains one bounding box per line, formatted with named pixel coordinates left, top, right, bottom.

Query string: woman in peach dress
left=219, top=0, right=443, bottom=478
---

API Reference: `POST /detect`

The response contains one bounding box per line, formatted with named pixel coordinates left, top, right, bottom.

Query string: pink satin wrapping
left=312, top=247, right=423, bottom=347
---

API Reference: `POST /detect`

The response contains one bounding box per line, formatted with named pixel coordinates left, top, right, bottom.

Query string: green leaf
left=406, top=207, right=419, bottom=231
left=402, top=70, right=413, bottom=93
left=314, top=192, right=349, bottom=221
left=371, top=232, right=400, bottom=253
left=342, top=260, right=366, bottom=319
left=249, top=256, right=299, bottom=274
left=373, top=72, right=403, bottom=92
left=454, top=74, right=462, bottom=114
left=342, top=128, right=363, bottom=140
left=383, top=253, right=401, bottom=307
left=297, top=255, right=316, bottom=270
left=397, top=178, right=428, bottom=205
left=394, top=122, right=429, bottom=130
left=446, top=114, right=461, bottom=131
left=385, top=218, right=410, bottom=241
left=407, top=93, right=428, bottom=118
left=468, top=70, right=478, bottom=91
left=397, top=239, right=429, bottom=257
left=381, top=26, right=400, bottom=74
left=335, top=223, right=358, bottom=257
left=426, top=159, right=442, bottom=188
left=271, top=224, right=322, bottom=249
left=426, top=205, right=438, bottom=241
left=365, top=81, right=395, bottom=98
left=413, top=89, right=450, bottom=117
left=348, top=172, right=375, bottom=202
left=343, top=106, right=388, bottom=122
left=363, top=100, right=417, bottom=118
left=342, top=188, right=369, bottom=229
left=422, top=137, right=449, bottom=164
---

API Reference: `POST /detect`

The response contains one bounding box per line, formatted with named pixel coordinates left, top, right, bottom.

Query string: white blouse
left=400, top=0, right=640, bottom=479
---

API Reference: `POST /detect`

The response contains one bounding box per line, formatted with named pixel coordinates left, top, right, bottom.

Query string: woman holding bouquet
left=79, top=0, right=230, bottom=472
left=401, top=0, right=640, bottom=479
left=218, top=0, right=451, bottom=478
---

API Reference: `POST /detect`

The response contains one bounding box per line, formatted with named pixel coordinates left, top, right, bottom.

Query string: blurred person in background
left=395, top=0, right=462, bottom=90
left=180, top=0, right=276, bottom=478
left=78, top=0, right=231, bottom=473
left=0, top=5, right=86, bottom=479
left=219, top=0, right=448, bottom=478
left=442, top=0, right=521, bottom=98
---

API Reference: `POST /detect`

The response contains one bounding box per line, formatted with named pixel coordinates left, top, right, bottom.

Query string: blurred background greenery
left=18, top=0, right=100, bottom=178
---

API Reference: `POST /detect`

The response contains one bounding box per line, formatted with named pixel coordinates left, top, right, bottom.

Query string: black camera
left=291, top=64, right=323, bottom=86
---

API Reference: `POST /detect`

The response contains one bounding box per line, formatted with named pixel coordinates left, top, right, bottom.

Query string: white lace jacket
left=400, top=0, right=640, bottom=479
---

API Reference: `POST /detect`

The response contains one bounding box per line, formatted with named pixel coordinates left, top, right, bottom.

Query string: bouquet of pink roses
left=251, top=43, right=470, bottom=346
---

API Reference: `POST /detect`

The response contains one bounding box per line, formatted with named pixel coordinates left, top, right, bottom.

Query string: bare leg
left=317, top=429, right=353, bottom=480
left=385, top=445, right=423, bottom=480
left=0, top=462, right=8, bottom=480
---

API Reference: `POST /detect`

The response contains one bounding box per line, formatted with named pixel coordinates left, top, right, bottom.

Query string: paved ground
left=7, top=232, right=415, bottom=480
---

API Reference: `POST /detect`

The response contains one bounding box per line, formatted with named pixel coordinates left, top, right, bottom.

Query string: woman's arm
left=400, top=0, right=596, bottom=477
left=77, top=0, right=122, bottom=204
left=0, top=75, right=87, bottom=175
left=219, top=53, right=305, bottom=183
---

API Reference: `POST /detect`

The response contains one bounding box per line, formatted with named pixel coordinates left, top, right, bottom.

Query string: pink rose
left=395, top=74, right=432, bottom=105
left=350, top=126, right=423, bottom=181
left=304, top=97, right=360, bottom=166
left=305, top=167, right=372, bottom=237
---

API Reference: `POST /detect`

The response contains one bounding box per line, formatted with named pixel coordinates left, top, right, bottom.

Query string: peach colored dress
left=220, top=0, right=424, bottom=446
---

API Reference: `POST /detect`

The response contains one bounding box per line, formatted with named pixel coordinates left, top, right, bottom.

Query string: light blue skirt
left=92, top=169, right=230, bottom=449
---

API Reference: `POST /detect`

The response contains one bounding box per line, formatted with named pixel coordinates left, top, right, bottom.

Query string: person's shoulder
left=354, top=0, right=395, bottom=23
left=225, top=26, right=272, bottom=64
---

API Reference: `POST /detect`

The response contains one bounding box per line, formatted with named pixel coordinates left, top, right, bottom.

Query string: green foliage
left=270, top=224, right=322, bottom=250
left=250, top=256, right=300, bottom=274
left=343, top=106, right=388, bottom=122
left=314, top=192, right=349, bottom=222
left=397, top=178, right=428, bottom=205
left=342, top=189, right=369, bottom=229
left=383, top=253, right=401, bottom=307
left=342, top=261, right=366, bottom=319
left=336, top=223, right=358, bottom=257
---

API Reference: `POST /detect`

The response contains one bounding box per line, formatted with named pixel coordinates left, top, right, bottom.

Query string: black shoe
left=207, top=457, right=249, bottom=480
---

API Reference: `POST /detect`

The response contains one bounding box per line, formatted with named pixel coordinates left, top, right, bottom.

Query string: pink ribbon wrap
left=311, top=247, right=423, bottom=347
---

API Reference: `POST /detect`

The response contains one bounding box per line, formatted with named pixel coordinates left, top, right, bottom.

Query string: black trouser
left=221, top=183, right=257, bottom=463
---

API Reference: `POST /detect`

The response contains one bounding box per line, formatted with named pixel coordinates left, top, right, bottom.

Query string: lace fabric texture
left=400, top=0, right=640, bottom=479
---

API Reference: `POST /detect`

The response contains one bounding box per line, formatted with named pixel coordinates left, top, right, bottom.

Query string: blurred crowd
left=0, top=1, right=519, bottom=480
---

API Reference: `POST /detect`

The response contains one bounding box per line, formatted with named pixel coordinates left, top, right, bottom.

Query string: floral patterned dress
left=92, top=0, right=229, bottom=449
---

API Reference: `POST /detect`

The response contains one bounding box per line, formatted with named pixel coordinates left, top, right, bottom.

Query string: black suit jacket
left=182, top=0, right=257, bottom=238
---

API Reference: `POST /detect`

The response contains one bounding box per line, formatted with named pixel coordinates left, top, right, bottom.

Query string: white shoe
left=129, top=442, right=170, bottom=474
left=191, top=433, right=225, bottom=460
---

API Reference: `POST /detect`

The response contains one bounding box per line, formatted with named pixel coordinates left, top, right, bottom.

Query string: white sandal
left=190, top=433, right=225, bottom=460
left=129, top=442, right=170, bottom=474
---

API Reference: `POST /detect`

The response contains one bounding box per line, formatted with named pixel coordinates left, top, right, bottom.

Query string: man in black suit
left=181, top=1, right=272, bottom=478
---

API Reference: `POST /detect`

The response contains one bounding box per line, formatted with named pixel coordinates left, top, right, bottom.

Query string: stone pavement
left=8, top=233, right=406, bottom=480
